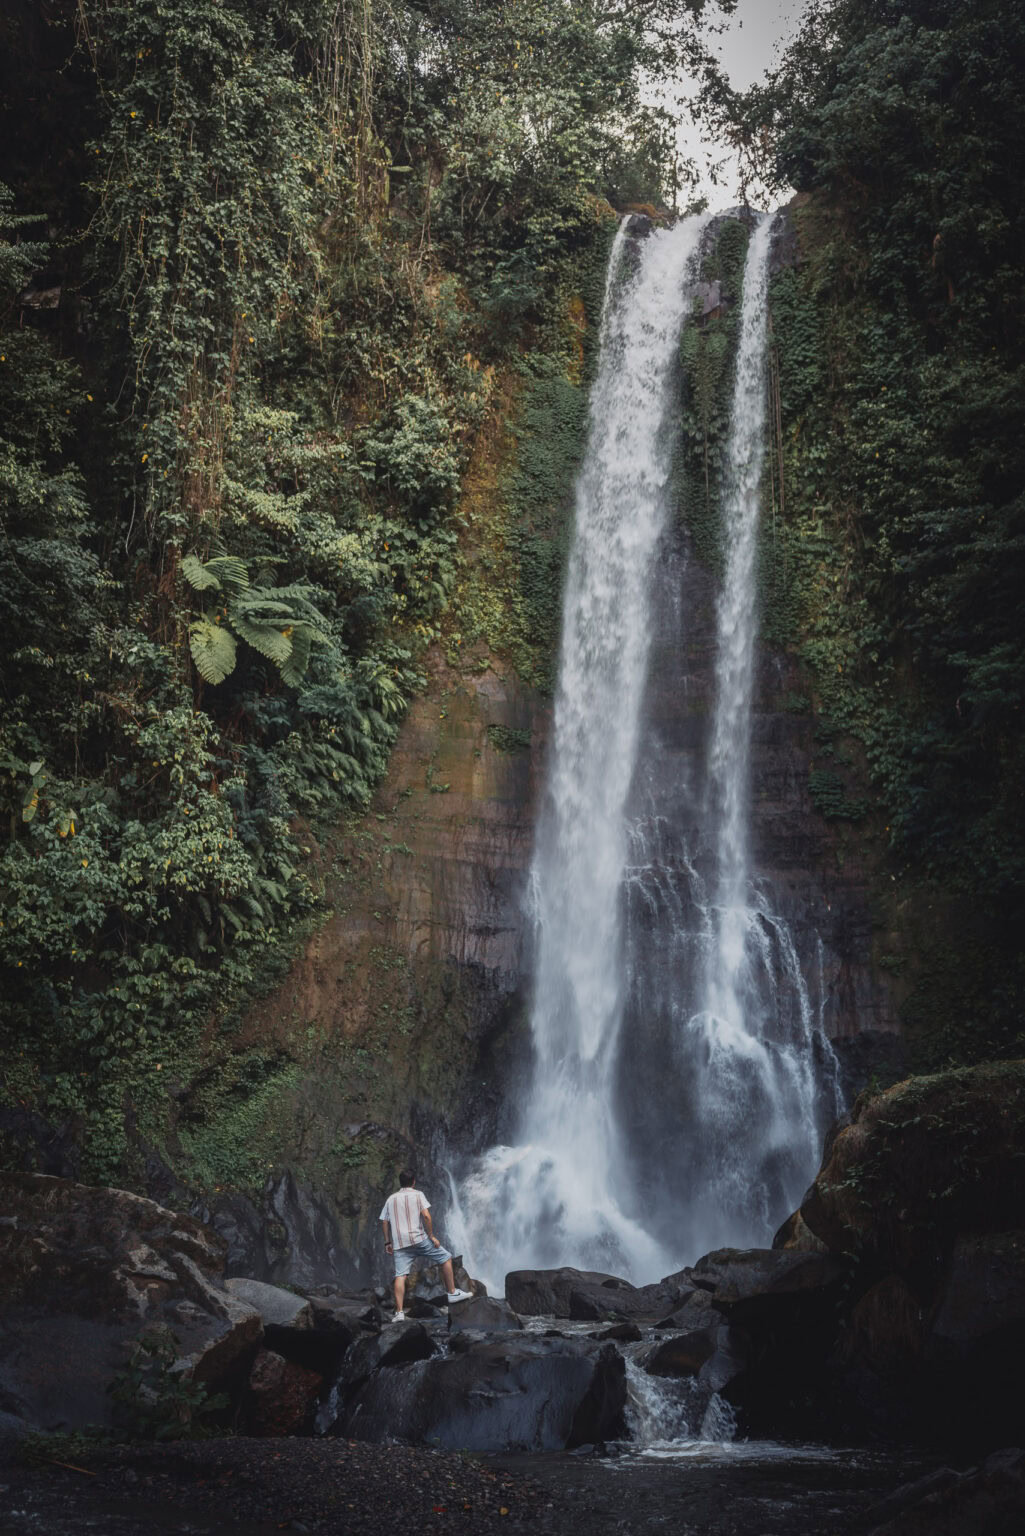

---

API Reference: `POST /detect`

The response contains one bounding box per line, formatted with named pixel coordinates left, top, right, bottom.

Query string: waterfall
left=451, top=214, right=712, bottom=1288
left=671, top=214, right=842, bottom=1256
left=451, top=212, right=841, bottom=1295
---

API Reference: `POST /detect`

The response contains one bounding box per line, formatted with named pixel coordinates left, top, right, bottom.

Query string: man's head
left=398, top=1167, right=416, bottom=1188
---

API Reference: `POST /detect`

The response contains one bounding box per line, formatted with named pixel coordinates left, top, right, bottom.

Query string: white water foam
left=451, top=212, right=842, bottom=1296
left=451, top=215, right=712, bottom=1290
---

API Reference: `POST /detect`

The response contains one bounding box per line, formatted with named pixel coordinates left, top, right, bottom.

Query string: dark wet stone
left=644, top=1326, right=718, bottom=1378
left=506, top=1267, right=633, bottom=1317
left=588, top=1321, right=642, bottom=1343
left=448, top=1295, right=523, bottom=1333
left=337, top=1320, right=436, bottom=1389
left=338, top=1333, right=626, bottom=1453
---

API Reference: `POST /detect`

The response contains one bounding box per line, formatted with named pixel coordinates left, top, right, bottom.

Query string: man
left=379, top=1168, right=472, bottom=1321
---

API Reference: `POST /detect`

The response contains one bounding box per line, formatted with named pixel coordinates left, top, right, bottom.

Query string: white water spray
left=452, top=215, right=712, bottom=1288
left=451, top=213, right=841, bottom=1294
left=675, top=216, right=841, bottom=1255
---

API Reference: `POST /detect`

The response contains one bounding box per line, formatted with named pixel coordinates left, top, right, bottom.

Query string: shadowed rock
left=245, top=1348, right=322, bottom=1437
left=225, top=1277, right=312, bottom=1329
left=448, top=1295, right=523, bottom=1333
left=338, top=1334, right=626, bottom=1452
left=0, top=1173, right=261, bottom=1434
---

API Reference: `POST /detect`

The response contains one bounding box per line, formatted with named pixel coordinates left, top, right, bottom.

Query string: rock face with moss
left=0, top=1173, right=262, bottom=1432
left=173, top=213, right=907, bottom=1287
left=791, top=1063, right=1025, bottom=1443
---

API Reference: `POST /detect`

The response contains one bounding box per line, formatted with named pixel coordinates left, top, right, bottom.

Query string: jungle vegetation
left=0, top=0, right=726, bottom=1179
left=715, top=0, right=1025, bottom=1061
left=2, top=0, right=1022, bottom=1187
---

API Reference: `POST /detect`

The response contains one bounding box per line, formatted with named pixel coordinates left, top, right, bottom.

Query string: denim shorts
left=393, top=1236, right=452, bottom=1277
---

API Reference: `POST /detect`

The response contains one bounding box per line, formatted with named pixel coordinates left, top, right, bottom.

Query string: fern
left=188, top=618, right=237, bottom=684
left=278, top=626, right=312, bottom=687
left=230, top=614, right=293, bottom=666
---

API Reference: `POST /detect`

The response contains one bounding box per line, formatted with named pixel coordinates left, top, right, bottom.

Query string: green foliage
left=807, top=769, right=866, bottom=822
left=716, top=0, right=1025, bottom=1060
left=486, top=726, right=532, bottom=754
left=1, top=1, right=720, bottom=1183
left=677, top=217, right=750, bottom=573
left=109, top=1329, right=228, bottom=1441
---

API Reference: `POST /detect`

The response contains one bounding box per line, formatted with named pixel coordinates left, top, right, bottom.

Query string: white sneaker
left=446, top=1288, right=472, bottom=1304
left=392, top=1310, right=405, bottom=1322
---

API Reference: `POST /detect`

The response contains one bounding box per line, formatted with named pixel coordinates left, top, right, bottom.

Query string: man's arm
left=381, top=1218, right=393, bottom=1253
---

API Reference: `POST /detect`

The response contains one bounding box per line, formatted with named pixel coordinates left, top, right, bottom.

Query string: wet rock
left=245, top=1349, right=323, bottom=1437
left=225, top=1277, right=312, bottom=1329
left=403, top=1296, right=444, bottom=1320
left=570, top=1280, right=681, bottom=1323
left=589, top=1321, right=642, bottom=1343
left=340, top=1334, right=626, bottom=1452
left=0, top=1173, right=262, bottom=1432
left=644, top=1327, right=718, bottom=1378
left=697, top=1325, right=751, bottom=1396
left=868, top=1448, right=1025, bottom=1535
left=404, top=1255, right=484, bottom=1307
left=448, top=1295, right=523, bottom=1333
left=505, top=1267, right=634, bottom=1318
left=654, top=1294, right=720, bottom=1331
left=338, top=1321, right=437, bottom=1389
left=309, top=1292, right=382, bottom=1335
left=689, top=1247, right=844, bottom=1319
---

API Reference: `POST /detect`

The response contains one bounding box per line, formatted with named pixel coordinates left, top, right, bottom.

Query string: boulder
left=505, top=1267, right=635, bottom=1318
left=644, top=1327, right=718, bottom=1379
left=929, top=1230, right=1025, bottom=1358
left=697, top=1325, right=751, bottom=1396
left=337, top=1320, right=437, bottom=1389
left=448, top=1295, right=523, bottom=1333
left=800, top=1063, right=1025, bottom=1268
left=309, top=1292, right=382, bottom=1336
left=846, top=1274, right=926, bottom=1377
left=404, top=1296, right=444, bottom=1320
left=245, top=1348, right=322, bottom=1437
left=868, top=1448, right=1025, bottom=1535
left=654, top=1293, right=720, bottom=1331
left=772, top=1209, right=830, bottom=1254
left=589, top=1321, right=642, bottom=1343
left=404, top=1255, right=484, bottom=1307
left=225, top=1277, right=312, bottom=1329
left=0, top=1173, right=262, bottom=1432
left=688, top=1247, right=844, bottom=1320
left=340, top=1334, right=627, bottom=1452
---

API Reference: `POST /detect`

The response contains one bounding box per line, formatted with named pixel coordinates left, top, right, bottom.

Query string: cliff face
left=640, top=525, right=899, bottom=1054
left=189, top=213, right=903, bottom=1283
left=188, top=649, right=549, bottom=1292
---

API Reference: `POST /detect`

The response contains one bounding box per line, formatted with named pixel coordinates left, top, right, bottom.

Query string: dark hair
left=399, top=1168, right=416, bottom=1187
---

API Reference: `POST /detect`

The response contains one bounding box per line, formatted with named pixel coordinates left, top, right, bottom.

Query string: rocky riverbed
left=4, top=1433, right=1014, bottom=1536
left=4, top=1066, right=1025, bottom=1533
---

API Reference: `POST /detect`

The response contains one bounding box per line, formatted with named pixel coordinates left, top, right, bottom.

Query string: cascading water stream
left=451, top=211, right=842, bottom=1298
left=670, top=215, right=842, bottom=1255
left=451, top=214, right=713, bottom=1289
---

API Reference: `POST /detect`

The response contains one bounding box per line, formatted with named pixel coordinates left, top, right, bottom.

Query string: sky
left=673, top=0, right=805, bottom=207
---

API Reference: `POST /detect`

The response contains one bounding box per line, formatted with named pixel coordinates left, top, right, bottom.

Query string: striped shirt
left=379, top=1187, right=431, bottom=1249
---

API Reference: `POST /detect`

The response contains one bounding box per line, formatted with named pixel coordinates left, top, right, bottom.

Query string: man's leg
left=393, top=1271, right=406, bottom=1315
left=441, top=1258, right=455, bottom=1292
